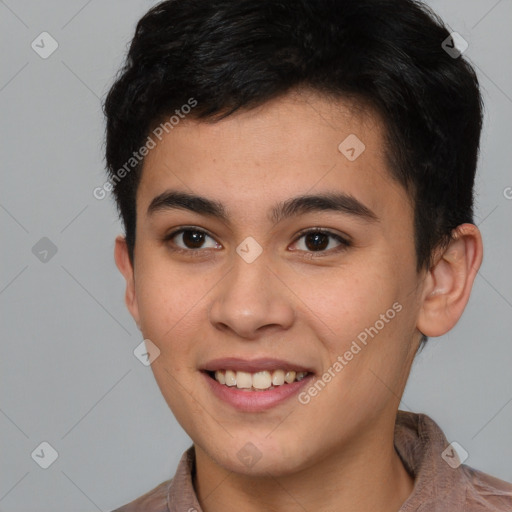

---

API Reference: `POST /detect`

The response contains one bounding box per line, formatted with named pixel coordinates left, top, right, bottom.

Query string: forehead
left=137, top=90, right=409, bottom=224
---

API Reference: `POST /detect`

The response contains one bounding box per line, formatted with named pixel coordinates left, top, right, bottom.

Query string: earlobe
left=114, top=235, right=141, bottom=329
left=417, top=223, right=483, bottom=337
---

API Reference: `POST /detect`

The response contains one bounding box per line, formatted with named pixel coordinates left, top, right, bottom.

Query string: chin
left=205, top=436, right=309, bottom=477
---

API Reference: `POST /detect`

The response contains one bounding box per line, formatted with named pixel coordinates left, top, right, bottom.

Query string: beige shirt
left=112, top=411, right=512, bottom=511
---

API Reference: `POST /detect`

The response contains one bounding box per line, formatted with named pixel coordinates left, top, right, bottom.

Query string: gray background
left=1, top=1, right=511, bottom=510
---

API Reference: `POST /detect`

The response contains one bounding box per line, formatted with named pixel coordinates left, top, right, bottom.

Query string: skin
left=114, top=88, right=483, bottom=512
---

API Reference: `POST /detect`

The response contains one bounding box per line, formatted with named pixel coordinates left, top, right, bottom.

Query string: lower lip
left=201, top=371, right=314, bottom=412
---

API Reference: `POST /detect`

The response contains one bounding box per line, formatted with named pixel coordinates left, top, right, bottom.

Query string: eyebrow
left=147, top=190, right=379, bottom=224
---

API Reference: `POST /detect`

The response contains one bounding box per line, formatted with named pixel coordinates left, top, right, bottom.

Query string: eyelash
left=163, top=226, right=351, bottom=258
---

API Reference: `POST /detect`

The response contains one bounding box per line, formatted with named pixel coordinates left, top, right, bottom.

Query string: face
left=117, top=89, right=426, bottom=477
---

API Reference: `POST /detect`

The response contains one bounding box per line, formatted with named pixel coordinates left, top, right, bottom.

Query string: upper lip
left=201, top=357, right=315, bottom=374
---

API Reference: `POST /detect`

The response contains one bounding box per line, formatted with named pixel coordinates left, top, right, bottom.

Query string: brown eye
left=181, top=230, right=207, bottom=249
left=304, top=232, right=329, bottom=251
left=165, top=228, right=221, bottom=252
left=291, top=229, right=350, bottom=254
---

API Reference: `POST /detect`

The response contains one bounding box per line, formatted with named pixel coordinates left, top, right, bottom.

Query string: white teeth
left=252, top=371, right=272, bottom=389
left=236, top=371, right=252, bottom=389
left=211, top=369, right=310, bottom=390
left=284, top=370, right=296, bottom=383
left=225, top=370, right=237, bottom=387
left=272, top=369, right=285, bottom=386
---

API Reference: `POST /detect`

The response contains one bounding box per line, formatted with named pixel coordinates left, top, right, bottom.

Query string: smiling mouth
left=204, top=369, right=311, bottom=391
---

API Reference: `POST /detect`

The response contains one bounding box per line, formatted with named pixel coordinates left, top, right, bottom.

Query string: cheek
left=134, top=256, right=194, bottom=345
left=291, top=260, right=400, bottom=347
left=135, top=265, right=206, bottom=417
left=137, top=278, right=177, bottom=333
left=291, top=259, right=410, bottom=396
left=134, top=253, right=226, bottom=370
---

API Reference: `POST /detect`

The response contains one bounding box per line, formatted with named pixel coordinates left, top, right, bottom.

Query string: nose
left=208, top=251, right=295, bottom=340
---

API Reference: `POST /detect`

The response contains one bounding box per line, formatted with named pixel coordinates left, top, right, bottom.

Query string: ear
left=114, top=235, right=141, bottom=330
left=417, top=223, right=483, bottom=337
